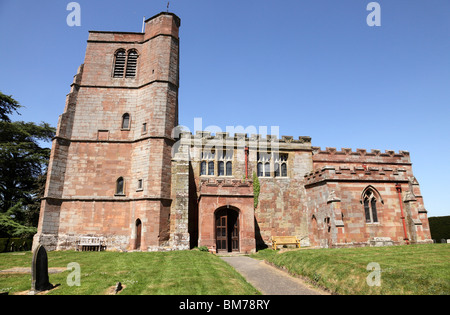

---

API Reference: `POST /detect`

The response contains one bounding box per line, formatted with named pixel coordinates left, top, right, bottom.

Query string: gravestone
left=30, top=245, right=53, bottom=294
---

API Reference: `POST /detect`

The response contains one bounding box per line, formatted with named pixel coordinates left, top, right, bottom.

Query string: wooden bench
left=271, top=236, right=300, bottom=250
left=76, top=237, right=105, bottom=252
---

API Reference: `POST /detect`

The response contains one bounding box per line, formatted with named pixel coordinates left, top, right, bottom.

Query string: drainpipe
left=245, top=147, right=249, bottom=180
left=395, top=183, right=410, bottom=245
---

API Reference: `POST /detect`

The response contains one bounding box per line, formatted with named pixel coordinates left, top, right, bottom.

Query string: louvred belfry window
left=126, top=51, right=138, bottom=78
left=113, top=50, right=126, bottom=78
left=113, top=49, right=138, bottom=78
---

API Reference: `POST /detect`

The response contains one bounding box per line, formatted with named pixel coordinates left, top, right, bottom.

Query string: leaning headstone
left=30, top=245, right=54, bottom=294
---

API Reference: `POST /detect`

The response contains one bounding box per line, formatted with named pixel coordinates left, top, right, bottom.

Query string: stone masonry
left=34, top=12, right=432, bottom=253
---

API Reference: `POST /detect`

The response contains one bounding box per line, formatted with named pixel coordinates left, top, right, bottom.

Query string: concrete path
left=221, top=256, right=328, bottom=295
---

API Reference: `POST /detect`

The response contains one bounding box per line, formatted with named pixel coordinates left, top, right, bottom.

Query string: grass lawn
left=0, top=250, right=260, bottom=295
left=251, top=244, right=450, bottom=295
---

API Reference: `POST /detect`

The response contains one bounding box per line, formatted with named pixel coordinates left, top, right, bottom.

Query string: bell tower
left=34, top=12, right=181, bottom=251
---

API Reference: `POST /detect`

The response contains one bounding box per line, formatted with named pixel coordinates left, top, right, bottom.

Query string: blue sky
left=0, top=0, right=449, bottom=217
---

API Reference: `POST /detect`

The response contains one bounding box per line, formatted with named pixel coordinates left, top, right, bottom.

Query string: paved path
left=221, top=256, right=327, bottom=295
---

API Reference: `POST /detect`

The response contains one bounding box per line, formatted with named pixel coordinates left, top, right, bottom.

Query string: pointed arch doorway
left=215, top=207, right=239, bottom=253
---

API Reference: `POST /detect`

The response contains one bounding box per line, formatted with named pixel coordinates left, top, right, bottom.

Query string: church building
left=34, top=12, right=432, bottom=253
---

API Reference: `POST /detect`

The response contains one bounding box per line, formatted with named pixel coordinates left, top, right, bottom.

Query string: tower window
left=116, top=177, right=125, bottom=195
left=113, top=49, right=138, bottom=78
left=122, top=113, right=130, bottom=130
left=113, top=50, right=126, bottom=78
left=126, top=50, right=138, bottom=78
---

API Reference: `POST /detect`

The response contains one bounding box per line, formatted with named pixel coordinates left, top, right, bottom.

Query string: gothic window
left=200, top=149, right=216, bottom=176
left=274, top=163, right=280, bottom=177
left=281, top=163, right=287, bottom=177
left=200, top=161, right=207, bottom=176
left=122, top=113, right=130, bottom=130
left=217, top=149, right=233, bottom=177
left=264, top=163, right=270, bottom=177
left=363, top=188, right=379, bottom=223
left=257, top=162, right=263, bottom=177
left=208, top=161, right=215, bottom=176
left=258, top=152, right=288, bottom=177
left=226, top=161, right=232, bottom=176
left=126, top=50, right=138, bottom=78
left=257, top=152, right=271, bottom=177
left=113, top=50, right=126, bottom=78
left=113, top=49, right=138, bottom=78
left=218, top=161, right=225, bottom=176
left=116, top=177, right=125, bottom=195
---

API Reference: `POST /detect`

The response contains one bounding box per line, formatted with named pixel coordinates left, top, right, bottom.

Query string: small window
left=137, top=179, right=143, bottom=191
left=113, top=50, right=126, bottom=78
left=142, top=123, right=147, bottom=134
left=116, top=177, right=125, bottom=195
left=122, top=113, right=130, bottom=130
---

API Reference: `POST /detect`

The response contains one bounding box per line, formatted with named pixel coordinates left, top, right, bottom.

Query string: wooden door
left=216, top=213, right=227, bottom=252
left=135, top=219, right=142, bottom=250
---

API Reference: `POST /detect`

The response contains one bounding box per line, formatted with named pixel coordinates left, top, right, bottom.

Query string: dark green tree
left=0, top=93, right=55, bottom=237
left=0, top=91, right=22, bottom=122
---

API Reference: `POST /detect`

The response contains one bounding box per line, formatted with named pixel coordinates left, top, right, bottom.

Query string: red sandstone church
left=33, top=12, right=432, bottom=253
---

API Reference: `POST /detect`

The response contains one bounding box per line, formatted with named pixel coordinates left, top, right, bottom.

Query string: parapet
left=312, top=147, right=411, bottom=165
left=179, top=131, right=311, bottom=144
left=304, top=165, right=410, bottom=186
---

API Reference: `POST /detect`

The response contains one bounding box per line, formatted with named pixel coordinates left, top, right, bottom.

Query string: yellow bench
left=272, top=236, right=300, bottom=250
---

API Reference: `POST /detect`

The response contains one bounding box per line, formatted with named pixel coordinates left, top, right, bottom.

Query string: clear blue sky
left=0, top=0, right=449, bottom=217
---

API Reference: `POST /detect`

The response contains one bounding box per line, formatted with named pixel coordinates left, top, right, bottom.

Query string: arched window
left=122, top=113, right=130, bottom=130
left=116, top=177, right=125, bottom=195
left=113, top=50, right=126, bottom=78
left=281, top=163, right=287, bottom=177
left=264, top=162, right=270, bottom=177
left=218, top=161, right=225, bottom=176
left=363, top=188, right=379, bottom=223
left=257, top=163, right=263, bottom=177
left=274, top=163, right=280, bottom=177
left=126, top=50, right=138, bottom=78
left=208, top=161, right=215, bottom=176
left=113, top=49, right=138, bottom=78
left=226, top=161, right=232, bottom=176
left=200, top=161, right=207, bottom=176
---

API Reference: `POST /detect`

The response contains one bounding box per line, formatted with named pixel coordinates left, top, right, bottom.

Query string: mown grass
left=251, top=244, right=450, bottom=295
left=0, top=250, right=260, bottom=295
